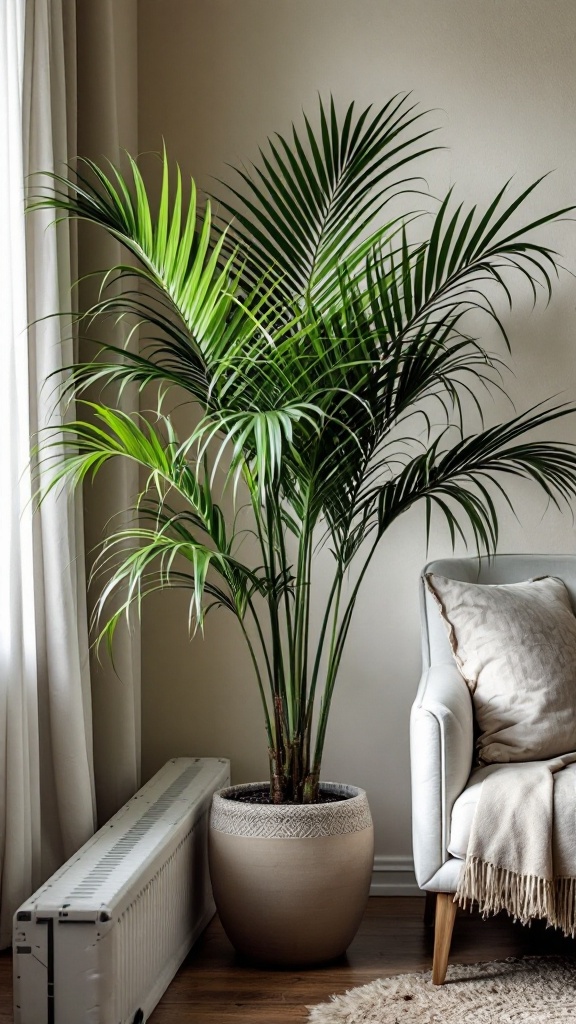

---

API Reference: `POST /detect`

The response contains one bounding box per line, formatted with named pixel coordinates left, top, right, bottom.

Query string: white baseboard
left=370, top=854, right=420, bottom=896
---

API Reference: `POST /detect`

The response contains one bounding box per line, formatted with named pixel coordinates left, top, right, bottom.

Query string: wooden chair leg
left=423, top=890, right=437, bottom=928
left=432, top=892, right=457, bottom=985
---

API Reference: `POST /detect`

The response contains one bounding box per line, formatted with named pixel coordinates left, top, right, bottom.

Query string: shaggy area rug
left=306, top=956, right=576, bottom=1022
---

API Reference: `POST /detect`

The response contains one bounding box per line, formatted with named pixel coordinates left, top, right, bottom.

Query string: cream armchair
left=410, top=553, right=576, bottom=984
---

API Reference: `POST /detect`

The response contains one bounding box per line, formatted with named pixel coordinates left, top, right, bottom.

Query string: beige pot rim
left=210, top=781, right=372, bottom=839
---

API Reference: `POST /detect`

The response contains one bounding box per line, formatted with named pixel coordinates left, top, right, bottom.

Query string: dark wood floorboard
left=2, top=897, right=575, bottom=1022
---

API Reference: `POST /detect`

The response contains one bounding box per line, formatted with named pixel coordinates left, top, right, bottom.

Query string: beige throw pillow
left=425, top=574, right=576, bottom=764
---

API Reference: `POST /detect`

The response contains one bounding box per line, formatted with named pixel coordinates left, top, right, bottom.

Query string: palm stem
left=237, top=617, right=273, bottom=746
left=312, top=536, right=380, bottom=775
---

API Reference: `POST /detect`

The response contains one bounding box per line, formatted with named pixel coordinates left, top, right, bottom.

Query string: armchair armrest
left=410, top=662, right=474, bottom=888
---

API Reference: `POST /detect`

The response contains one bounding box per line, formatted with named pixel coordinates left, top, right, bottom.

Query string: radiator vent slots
left=67, top=764, right=202, bottom=899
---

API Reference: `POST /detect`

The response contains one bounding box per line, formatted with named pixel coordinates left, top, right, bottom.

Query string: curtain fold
left=0, top=0, right=96, bottom=948
left=23, top=0, right=96, bottom=870
left=0, top=0, right=40, bottom=951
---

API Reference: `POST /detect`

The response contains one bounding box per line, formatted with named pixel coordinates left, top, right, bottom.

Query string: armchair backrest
left=421, top=553, right=576, bottom=670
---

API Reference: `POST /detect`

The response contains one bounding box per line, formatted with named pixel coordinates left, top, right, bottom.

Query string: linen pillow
left=425, top=573, right=576, bottom=765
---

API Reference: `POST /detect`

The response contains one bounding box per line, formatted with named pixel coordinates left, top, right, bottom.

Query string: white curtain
left=0, top=0, right=98, bottom=948
left=0, top=0, right=141, bottom=946
left=0, top=0, right=41, bottom=950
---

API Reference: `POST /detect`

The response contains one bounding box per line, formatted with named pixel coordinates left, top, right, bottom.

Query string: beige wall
left=137, top=0, right=576, bottom=882
left=77, top=0, right=142, bottom=824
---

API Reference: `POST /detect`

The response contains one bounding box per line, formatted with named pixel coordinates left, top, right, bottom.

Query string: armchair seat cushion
left=448, top=757, right=571, bottom=860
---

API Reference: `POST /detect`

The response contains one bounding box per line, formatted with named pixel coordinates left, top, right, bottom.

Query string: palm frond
left=216, top=93, right=439, bottom=303
left=368, top=404, right=576, bottom=553
left=37, top=403, right=232, bottom=542
left=31, top=151, right=242, bottom=361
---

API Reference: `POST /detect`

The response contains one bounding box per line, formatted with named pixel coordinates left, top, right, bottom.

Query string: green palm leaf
left=216, top=93, right=438, bottom=303
left=369, top=404, right=576, bottom=550
left=31, top=152, right=241, bottom=365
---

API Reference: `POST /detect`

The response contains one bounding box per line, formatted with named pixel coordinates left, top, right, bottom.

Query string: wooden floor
left=3, top=897, right=576, bottom=1023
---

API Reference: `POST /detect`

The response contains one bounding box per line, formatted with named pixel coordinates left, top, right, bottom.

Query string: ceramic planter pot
left=208, top=781, right=374, bottom=966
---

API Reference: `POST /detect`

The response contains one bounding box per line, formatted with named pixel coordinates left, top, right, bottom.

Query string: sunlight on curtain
left=0, top=0, right=96, bottom=947
left=23, top=0, right=96, bottom=873
left=0, top=0, right=42, bottom=947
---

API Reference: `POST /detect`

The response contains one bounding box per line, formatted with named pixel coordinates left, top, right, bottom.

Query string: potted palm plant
left=36, top=94, right=576, bottom=965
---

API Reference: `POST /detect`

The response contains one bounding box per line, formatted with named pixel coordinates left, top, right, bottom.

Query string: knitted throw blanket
left=456, top=753, right=576, bottom=935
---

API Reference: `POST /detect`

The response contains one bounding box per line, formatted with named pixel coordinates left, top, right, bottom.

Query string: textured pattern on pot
left=210, top=782, right=373, bottom=838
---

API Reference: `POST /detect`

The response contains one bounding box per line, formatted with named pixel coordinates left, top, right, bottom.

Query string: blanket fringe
left=456, top=856, right=576, bottom=937
left=555, top=875, right=576, bottom=937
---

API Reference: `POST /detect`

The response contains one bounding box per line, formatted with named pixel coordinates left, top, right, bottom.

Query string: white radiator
left=13, top=757, right=229, bottom=1024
